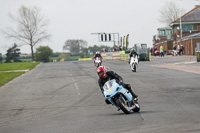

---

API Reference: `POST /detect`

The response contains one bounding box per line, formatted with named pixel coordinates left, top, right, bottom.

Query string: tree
left=88, top=45, right=111, bottom=54
left=35, top=46, right=53, bottom=62
left=0, top=53, right=2, bottom=63
left=57, top=53, right=70, bottom=61
left=63, top=40, right=87, bottom=55
left=158, top=1, right=185, bottom=25
left=2, top=5, right=51, bottom=61
left=5, top=43, right=21, bottom=63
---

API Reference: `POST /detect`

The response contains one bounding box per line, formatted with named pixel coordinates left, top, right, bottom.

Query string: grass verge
left=0, top=72, right=25, bottom=86
left=0, top=62, right=40, bottom=87
left=0, top=62, right=40, bottom=71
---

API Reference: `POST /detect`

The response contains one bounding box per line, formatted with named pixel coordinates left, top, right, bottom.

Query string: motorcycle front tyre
left=132, top=64, right=136, bottom=72
left=116, top=95, right=130, bottom=114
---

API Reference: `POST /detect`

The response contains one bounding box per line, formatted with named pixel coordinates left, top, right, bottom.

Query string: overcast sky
left=0, top=0, right=198, bottom=54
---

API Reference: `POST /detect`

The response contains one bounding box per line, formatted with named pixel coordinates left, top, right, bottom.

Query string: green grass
left=0, top=62, right=40, bottom=87
left=19, top=58, right=33, bottom=62
left=0, top=62, right=40, bottom=71
left=0, top=72, right=25, bottom=86
left=1, top=55, right=94, bottom=63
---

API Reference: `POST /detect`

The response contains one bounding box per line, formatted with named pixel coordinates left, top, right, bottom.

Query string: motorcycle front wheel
left=132, top=64, right=136, bottom=72
left=116, top=95, right=130, bottom=114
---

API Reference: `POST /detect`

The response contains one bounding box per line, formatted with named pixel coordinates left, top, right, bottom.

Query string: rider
left=94, top=51, right=102, bottom=64
left=97, top=66, right=138, bottom=104
left=128, top=48, right=139, bottom=64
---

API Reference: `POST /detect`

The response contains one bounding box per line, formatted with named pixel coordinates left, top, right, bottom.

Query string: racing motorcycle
left=171, top=50, right=178, bottom=56
left=94, top=57, right=102, bottom=67
left=103, top=79, right=140, bottom=114
left=130, top=55, right=138, bottom=72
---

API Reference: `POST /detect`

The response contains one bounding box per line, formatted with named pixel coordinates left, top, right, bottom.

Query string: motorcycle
left=103, top=79, right=140, bottom=114
left=94, top=57, right=102, bottom=67
left=130, top=55, right=138, bottom=72
left=171, top=50, right=178, bottom=56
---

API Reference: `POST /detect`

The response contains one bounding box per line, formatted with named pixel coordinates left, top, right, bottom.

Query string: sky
left=0, top=0, right=198, bottom=54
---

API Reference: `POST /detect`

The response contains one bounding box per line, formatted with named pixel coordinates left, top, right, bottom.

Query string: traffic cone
left=189, top=57, right=191, bottom=60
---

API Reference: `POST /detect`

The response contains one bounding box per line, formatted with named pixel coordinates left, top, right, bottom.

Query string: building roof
left=170, top=6, right=200, bottom=26
left=176, top=32, right=200, bottom=42
left=157, top=27, right=172, bottom=30
left=183, top=32, right=200, bottom=39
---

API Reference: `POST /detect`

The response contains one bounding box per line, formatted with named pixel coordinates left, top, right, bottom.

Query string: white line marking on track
left=71, top=78, right=80, bottom=96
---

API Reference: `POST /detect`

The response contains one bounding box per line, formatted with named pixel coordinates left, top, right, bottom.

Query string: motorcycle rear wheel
left=132, top=101, right=140, bottom=112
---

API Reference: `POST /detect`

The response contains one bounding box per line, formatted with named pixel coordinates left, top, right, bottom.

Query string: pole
left=180, top=17, right=182, bottom=39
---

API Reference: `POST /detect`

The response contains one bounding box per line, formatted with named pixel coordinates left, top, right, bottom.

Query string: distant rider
left=94, top=51, right=102, bottom=64
left=128, top=48, right=139, bottom=64
left=96, top=66, right=138, bottom=104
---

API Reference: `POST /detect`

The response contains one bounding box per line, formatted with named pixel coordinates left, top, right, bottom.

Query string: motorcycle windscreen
left=96, top=57, right=100, bottom=60
left=103, top=79, right=116, bottom=91
left=95, top=57, right=101, bottom=63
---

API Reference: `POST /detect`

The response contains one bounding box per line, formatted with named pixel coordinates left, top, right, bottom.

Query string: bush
left=80, top=53, right=84, bottom=58
left=35, top=46, right=53, bottom=62
left=57, top=53, right=70, bottom=61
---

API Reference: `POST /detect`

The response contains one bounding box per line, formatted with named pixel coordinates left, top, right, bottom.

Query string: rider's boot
left=126, top=84, right=138, bottom=99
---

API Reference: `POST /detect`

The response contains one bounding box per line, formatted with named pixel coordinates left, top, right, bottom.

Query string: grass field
left=0, top=62, right=40, bottom=86
left=1, top=55, right=94, bottom=63
left=0, top=62, right=40, bottom=71
left=0, top=72, right=25, bottom=86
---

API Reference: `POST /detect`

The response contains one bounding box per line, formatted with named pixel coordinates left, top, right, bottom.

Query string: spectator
left=177, top=45, right=180, bottom=55
left=180, top=45, right=184, bottom=55
left=152, top=47, right=155, bottom=56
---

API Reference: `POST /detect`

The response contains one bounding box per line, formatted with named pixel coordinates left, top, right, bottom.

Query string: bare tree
left=158, top=1, right=185, bottom=26
left=1, top=5, right=51, bottom=61
left=63, top=40, right=87, bottom=55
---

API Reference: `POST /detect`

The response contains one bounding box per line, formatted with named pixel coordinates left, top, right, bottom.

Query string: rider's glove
left=119, top=80, right=123, bottom=86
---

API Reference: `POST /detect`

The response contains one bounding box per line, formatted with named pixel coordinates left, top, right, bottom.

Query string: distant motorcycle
left=103, top=79, right=140, bottom=114
left=130, top=55, right=138, bottom=72
left=171, top=50, right=178, bottom=56
left=94, top=57, right=102, bottom=67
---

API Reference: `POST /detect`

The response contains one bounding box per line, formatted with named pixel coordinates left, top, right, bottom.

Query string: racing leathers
left=98, top=71, right=138, bottom=99
left=94, top=54, right=102, bottom=59
left=128, top=51, right=139, bottom=64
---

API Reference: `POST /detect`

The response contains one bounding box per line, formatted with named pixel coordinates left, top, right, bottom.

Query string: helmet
left=131, top=48, right=135, bottom=51
left=96, top=66, right=107, bottom=79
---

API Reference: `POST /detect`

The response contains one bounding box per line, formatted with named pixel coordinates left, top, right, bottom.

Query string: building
left=153, top=27, right=172, bottom=54
left=153, top=5, right=200, bottom=55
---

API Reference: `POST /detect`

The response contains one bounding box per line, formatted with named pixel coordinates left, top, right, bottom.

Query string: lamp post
left=180, top=16, right=182, bottom=40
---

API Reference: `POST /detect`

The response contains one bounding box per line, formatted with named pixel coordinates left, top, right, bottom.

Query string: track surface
left=0, top=55, right=200, bottom=133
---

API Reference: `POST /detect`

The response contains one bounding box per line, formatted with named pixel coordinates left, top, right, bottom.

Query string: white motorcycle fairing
left=130, top=55, right=138, bottom=72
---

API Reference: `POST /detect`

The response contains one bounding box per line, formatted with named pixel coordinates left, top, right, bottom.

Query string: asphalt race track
left=0, top=55, right=200, bottom=133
